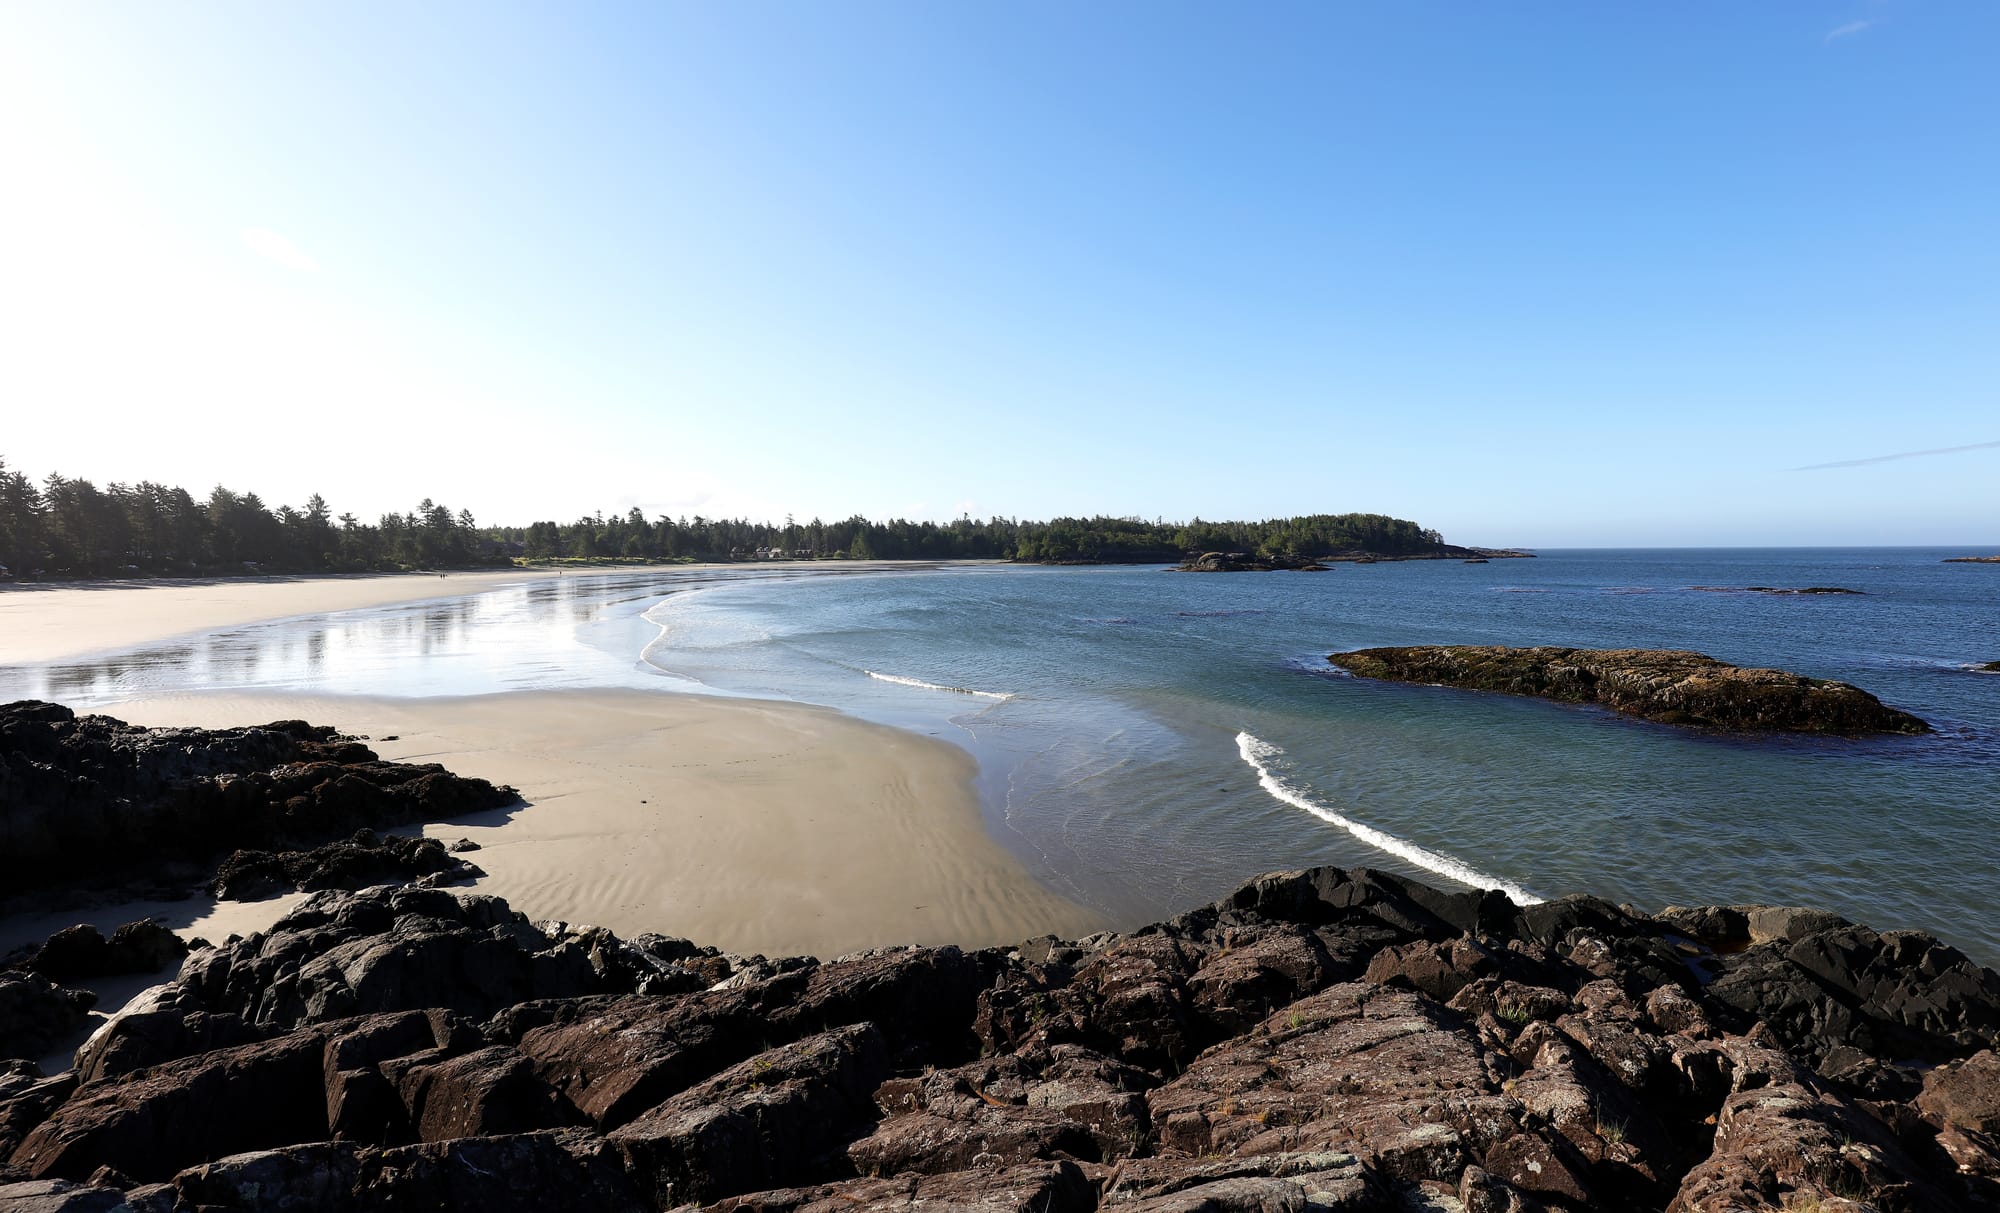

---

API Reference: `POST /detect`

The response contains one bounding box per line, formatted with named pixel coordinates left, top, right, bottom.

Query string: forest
left=0, top=456, right=1449, bottom=578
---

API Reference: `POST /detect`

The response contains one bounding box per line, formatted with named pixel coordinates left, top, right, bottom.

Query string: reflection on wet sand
left=0, top=563, right=947, bottom=709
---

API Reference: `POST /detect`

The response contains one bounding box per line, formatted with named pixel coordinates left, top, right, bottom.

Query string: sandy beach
left=3, top=570, right=1103, bottom=956
left=91, top=688, right=1104, bottom=960
left=0, top=568, right=599, bottom=665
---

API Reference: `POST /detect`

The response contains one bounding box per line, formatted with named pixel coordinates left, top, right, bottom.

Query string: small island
left=1175, top=551, right=1329, bottom=572
left=1945, top=555, right=2000, bottom=564
left=1174, top=545, right=1531, bottom=572
left=1327, top=645, right=1930, bottom=734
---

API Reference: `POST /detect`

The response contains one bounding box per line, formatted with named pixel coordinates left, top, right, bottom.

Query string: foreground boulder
left=1328, top=646, right=1930, bottom=734
left=0, top=701, right=517, bottom=900
left=3, top=867, right=1997, bottom=1211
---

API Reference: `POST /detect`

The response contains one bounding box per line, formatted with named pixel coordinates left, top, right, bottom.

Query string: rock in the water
left=1175, top=551, right=1330, bottom=572
left=1327, top=645, right=1930, bottom=734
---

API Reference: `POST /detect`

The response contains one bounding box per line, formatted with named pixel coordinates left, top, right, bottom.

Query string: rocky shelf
left=1328, top=646, right=1931, bottom=735
left=1176, top=547, right=1533, bottom=572
left=7, top=701, right=1993, bottom=1212
left=1944, top=556, right=2000, bottom=564
left=6, top=870, right=2000, bottom=1212
left=1687, top=586, right=1864, bottom=596
left=0, top=701, right=517, bottom=906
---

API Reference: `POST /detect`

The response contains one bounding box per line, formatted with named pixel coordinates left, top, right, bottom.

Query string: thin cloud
left=1793, top=439, right=2000, bottom=471
left=240, top=228, right=320, bottom=272
left=1824, top=19, right=1873, bottom=43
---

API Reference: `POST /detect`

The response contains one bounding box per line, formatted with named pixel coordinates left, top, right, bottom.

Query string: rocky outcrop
left=209, top=829, right=482, bottom=901
left=2, top=922, right=187, bottom=983
left=1689, top=586, right=1864, bottom=595
left=1175, top=552, right=1330, bottom=572
left=1944, top=555, right=2000, bottom=564
left=1176, top=548, right=1533, bottom=571
left=4, top=868, right=1998, bottom=1211
left=1328, top=646, right=1931, bottom=735
left=0, top=701, right=517, bottom=901
left=0, top=975, right=95, bottom=1064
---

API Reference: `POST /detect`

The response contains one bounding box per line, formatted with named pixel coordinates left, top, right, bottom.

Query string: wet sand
left=0, top=567, right=652, bottom=665
left=2, top=564, right=1101, bottom=1071
left=89, top=689, right=1107, bottom=960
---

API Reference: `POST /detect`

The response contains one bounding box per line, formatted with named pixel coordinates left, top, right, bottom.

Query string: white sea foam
left=1235, top=731, right=1543, bottom=905
left=865, top=670, right=1013, bottom=700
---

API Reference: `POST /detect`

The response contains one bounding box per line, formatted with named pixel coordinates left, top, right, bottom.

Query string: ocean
left=8, top=549, right=1997, bottom=961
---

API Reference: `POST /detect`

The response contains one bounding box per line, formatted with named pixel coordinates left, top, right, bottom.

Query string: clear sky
left=2, top=2, right=1994, bottom=546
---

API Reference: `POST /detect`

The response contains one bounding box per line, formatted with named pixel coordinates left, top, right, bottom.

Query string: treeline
left=0, top=455, right=1451, bottom=580
left=494, top=510, right=1446, bottom=564
left=0, top=457, right=501, bottom=577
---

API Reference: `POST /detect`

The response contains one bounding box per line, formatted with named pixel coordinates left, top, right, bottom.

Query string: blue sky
left=2, top=2, right=1994, bottom=545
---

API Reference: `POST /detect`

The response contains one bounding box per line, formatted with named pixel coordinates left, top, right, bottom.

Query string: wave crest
left=865, top=670, right=1013, bottom=700
left=1235, top=732, right=1543, bottom=905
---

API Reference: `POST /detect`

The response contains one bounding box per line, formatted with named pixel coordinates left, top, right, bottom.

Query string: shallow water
left=7, top=550, right=1998, bottom=962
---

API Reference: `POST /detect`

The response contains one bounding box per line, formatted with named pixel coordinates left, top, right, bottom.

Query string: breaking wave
left=865, top=670, right=1013, bottom=700
left=1235, top=731, right=1543, bottom=905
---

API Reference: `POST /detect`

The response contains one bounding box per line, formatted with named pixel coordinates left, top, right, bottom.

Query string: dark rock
left=608, top=1024, right=890, bottom=1205
left=708, top=1161, right=1095, bottom=1213
left=172, top=886, right=630, bottom=1033
left=0, top=1072, right=75, bottom=1158
left=210, top=829, right=477, bottom=900
left=1704, top=923, right=2000, bottom=1068
left=0, top=701, right=516, bottom=902
left=10, top=1030, right=330, bottom=1182
left=382, top=1044, right=578, bottom=1142
left=1689, top=585, right=1865, bottom=595
left=1364, top=937, right=1502, bottom=1002
left=0, top=1177, right=134, bottom=1212
left=1666, top=1071, right=1951, bottom=1212
left=71, top=984, right=263, bottom=1083
left=1176, top=552, right=1331, bottom=573
left=1919, top=1050, right=2000, bottom=1135
left=1327, top=646, right=1931, bottom=734
left=349, top=1130, right=647, bottom=1213
left=169, top=1140, right=360, bottom=1211
left=14, top=922, right=188, bottom=983
left=5, top=847, right=2000, bottom=1211
left=0, top=974, right=95, bottom=1063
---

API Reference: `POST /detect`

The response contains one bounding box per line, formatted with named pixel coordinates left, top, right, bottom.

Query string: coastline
left=0, top=568, right=561, bottom=666
left=34, top=688, right=1107, bottom=961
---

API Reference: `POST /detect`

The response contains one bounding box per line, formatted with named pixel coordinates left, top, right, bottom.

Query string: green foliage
left=0, top=455, right=504, bottom=578
left=0, top=454, right=1451, bottom=581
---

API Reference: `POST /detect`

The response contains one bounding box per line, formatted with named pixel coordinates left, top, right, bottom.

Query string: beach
left=0, top=570, right=1106, bottom=967
left=0, top=569, right=552, bottom=665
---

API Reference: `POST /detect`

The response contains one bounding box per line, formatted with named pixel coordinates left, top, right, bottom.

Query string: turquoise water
left=6, top=550, right=1997, bottom=961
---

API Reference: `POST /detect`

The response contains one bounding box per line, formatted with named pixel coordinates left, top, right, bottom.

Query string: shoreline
left=0, top=567, right=565, bottom=666
left=0, top=560, right=995, bottom=668
left=16, top=688, right=1106, bottom=962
